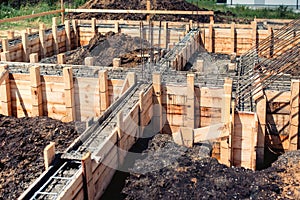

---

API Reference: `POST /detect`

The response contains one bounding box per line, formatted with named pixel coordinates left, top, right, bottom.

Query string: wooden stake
left=0, top=51, right=11, bottom=62
left=44, top=142, right=55, bottom=170
left=6, top=31, right=14, bottom=39
left=72, top=19, right=79, bottom=48
left=57, top=53, right=66, bottom=64
left=1, top=39, right=9, bottom=52
left=139, top=91, right=145, bottom=138
left=0, top=65, right=11, bottom=116
left=152, top=73, right=162, bottom=133
left=251, top=20, right=257, bottom=48
left=39, top=23, right=47, bottom=58
left=81, top=152, right=94, bottom=200
left=220, top=78, right=232, bottom=166
left=64, top=20, right=71, bottom=51
left=30, top=66, right=43, bottom=116
left=114, top=21, right=119, bottom=33
left=21, top=31, right=29, bottom=62
left=231, top=22, right=236, bottom=54
left=63, top=67, right=76, bottom=121
left=85, top=57, right=94, bottom=66
left=99, top=70, right=109, bottom=114
left=29, top=53, right=39, bottom=63
left=91, top=18, right=97, bottom=36
left=52, top=17, right=59, bottom=54
left=289, top=80, right=300, bottom=151
left=186, top=73, right=195, bottom=128
left=254, top=89, right=266, bottom=170
left=208, top=23, right=213, bottom=53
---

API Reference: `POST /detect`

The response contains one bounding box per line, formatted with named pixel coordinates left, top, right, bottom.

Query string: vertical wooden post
left=72, top=19, right=79, bottom=48
left=113, top=58, right=121, bottom=68
left=29, top=53, right=39, bottom=63
left=152, top=73, right=162, bottom=133
left=52, top=17, right=59, bottom=54
left=289, top=80, right=300, bottom=151
left=85, top=57, right=94, bottom=66
left=253, top=89, right=266, bottom=170
left=127, top=72, right=137, bottom=86
left=163, top=22, right=169, bottom=49
left=6, top=31, right=14, bottom=39
left=268, top=26, right=274, bottom=58
left=251, top=20, right=257, bottom=48
left=61, top=0, right=65, bottom=24
left=44, top=142, right=55, bottom=170
left=189, top=20, right=193, bottom=29
left=30, top=66, right=43, bottom=116
left=26, top=28, right=32, bottom=34
left=39, top=23, right=47, bottom=58
left=63, top=67, right=76, bottom=122
left=139, top=91, right=145, bottom=138
left=186, top=73, right=195, bottom=128
left=220, top=78, right=232, bottom=166
left=57, top=53, right=66, bottom=64
left=231, top=22, right=236, bottom=54
left=81, top=152, right=95, bottom=200
left=91, top=18, right=97, bottom=36
left=229, top=100, right=236, bottom=167
left=65, top=20, right=71, bottom=51
left=99, top=70, right=109, bottom=114
left=209, top=15, right=214, bottom=24
left=21, top=31, right=29, bottom=62
left=2, top=39, right=9, bottom=52
left=114, top=21, right=119, bottom=33
left=0, top=65, right=11, bottom=116
left=0, top=52, right=10, bottom=62
left=208, top=23, right=213, bottom=53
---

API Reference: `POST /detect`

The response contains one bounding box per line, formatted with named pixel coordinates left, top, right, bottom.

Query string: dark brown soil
left=41, top=32, right=152, bottom=68
left=121, top=134, right=300, bottom=200
left=68, top=0, right=249, bottom=24
left=0, top=114, right=84, bottom=200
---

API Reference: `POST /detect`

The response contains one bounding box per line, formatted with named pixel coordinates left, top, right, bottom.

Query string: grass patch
left=188, top=0, right=300, bottom=19
left=0, top=0, right=88, bottom=31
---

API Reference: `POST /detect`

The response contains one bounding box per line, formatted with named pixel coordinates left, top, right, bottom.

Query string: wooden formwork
left=0, top=64, right=130, bottom=122
left=0, top=18, right=290, bottom=64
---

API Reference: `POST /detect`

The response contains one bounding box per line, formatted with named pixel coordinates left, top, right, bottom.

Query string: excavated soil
left=0, top=114, right=84, bottom=200
left=68, top=0, right=249, bottom=24
left=121, top=134, right=300, bottom=200
left=41, top=32, right=153, bottom=68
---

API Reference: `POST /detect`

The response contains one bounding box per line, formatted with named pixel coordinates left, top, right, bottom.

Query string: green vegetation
left=0, top=0, right=88, bottom=30
left=188, top=0, right=300, bottom=19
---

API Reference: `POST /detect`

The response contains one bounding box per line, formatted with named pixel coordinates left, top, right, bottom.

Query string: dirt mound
left=68, top=0, right=238, bottom=23
left=0, top=115, right=84, bottom=199
left=41, top=32, right=151, bottom=68
left=122, top=134, right=300, bottom=199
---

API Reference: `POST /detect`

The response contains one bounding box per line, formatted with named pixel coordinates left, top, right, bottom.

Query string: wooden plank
left=194, top=123, right=229, bottom=143
left=0, top=65, right=11, bottom=115
left=0, top=9, right=63, bottom=24
left=66, top=8, right=214, bottom=16
left=43, top=142, right=55, bottom=170
left=288, top=80, right=299, bottom=150
left=81, top=152, right=95, bottom=200
left=63, top=67, right=75, bottom=121
left=30, top=66, right=43, bottom=116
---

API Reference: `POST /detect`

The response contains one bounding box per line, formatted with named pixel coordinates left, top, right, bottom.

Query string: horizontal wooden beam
left=0, top=9, right=64, bottom=24
left=65, top=8, right=214, bottom=16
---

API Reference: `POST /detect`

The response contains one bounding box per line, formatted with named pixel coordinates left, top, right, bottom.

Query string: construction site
left=0, top=0, right=299, bottom=199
